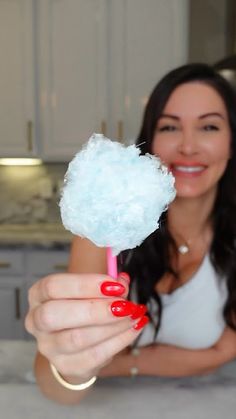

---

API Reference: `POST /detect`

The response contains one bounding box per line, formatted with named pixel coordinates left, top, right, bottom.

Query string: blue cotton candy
left=60, top=133, right=176, bottom=255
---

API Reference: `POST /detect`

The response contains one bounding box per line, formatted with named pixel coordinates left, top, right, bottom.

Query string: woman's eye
left=202, top=125, right=219, bottom=131
left=158, top=125, right=177, bottom=132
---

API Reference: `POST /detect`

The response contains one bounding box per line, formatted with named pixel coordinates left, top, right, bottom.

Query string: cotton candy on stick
left=59, top=133, right=176, bottom=278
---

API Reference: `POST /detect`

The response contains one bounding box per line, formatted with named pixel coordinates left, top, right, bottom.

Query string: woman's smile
left=170, top=162, right=207, bottom=178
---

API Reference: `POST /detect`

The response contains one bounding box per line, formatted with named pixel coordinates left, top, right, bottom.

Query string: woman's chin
left=175, top=183, right=217, bottom=200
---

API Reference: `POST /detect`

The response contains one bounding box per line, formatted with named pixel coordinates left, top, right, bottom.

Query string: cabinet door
left=0, top=285, right=24, bottom=339
left=0, top=0, right=36, bottom=157
left=23, top=249, right=69, bottom=339
left=37, top=0, right=108, bottom=161
left=109, top=0, right=189, bottom=143
left=37, top=0, right=189, bottom=160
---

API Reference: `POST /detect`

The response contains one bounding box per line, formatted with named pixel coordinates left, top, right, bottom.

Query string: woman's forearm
left=34, top=352, right=93, bottom=405
left=100, top=343, right=231, bottom=378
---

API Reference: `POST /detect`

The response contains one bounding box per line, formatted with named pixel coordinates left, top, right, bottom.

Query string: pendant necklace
left=178, top=242, right=190, bottom=255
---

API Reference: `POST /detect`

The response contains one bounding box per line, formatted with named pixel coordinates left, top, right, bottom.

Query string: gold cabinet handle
left=101, top=120, right=107, bottom=136
left=15, top=288, right=21, bottom=319
left=54, top=264, right=68, bottom=270
left=117, top=120, right=123, bottom=142
left=27, top=120, right=33, bottom=152
left=0, top=262, right=11, bottom=268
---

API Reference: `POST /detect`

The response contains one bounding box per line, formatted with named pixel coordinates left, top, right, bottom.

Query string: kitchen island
left=0, top=340, right=236, bottom=419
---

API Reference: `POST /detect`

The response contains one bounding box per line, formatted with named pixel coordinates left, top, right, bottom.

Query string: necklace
left=177, top=232, right=207, bottom=255
left=176, top=234, right=202, bottom=255
left=178, top=243, right=190, bottom=255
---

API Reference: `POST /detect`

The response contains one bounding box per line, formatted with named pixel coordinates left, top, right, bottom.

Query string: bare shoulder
left=68, top=236, right=107, bottom=274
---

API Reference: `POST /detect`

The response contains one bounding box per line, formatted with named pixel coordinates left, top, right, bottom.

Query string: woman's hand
left=25, top=272, right=148, bottom=383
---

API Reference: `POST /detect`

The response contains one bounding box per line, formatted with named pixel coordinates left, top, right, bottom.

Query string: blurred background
left=0, top=0, right=236, bottom=341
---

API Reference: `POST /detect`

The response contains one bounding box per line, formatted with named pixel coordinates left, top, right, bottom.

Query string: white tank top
left=135, top=254, right=228, bottom=349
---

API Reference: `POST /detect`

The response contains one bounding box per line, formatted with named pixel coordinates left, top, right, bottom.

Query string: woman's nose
left=178, top=130, right=198, bottom=156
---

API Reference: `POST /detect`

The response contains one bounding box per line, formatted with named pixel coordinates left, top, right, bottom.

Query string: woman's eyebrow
left=199, top=112, right=225, bottom=120
left=159, top=112, right=225, bottom=121
left=159, top=114, right=180, bottom=120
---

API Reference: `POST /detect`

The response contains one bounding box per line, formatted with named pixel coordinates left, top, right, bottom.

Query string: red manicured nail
left=101, top=281, right=126, bottom=297
left=131, top=304, right=147, bottom=320
left=133, top=315, right=149, bottom=331
left=119, top=272, right=130, bottom=284
left=111, top=300, right=136, bottom=317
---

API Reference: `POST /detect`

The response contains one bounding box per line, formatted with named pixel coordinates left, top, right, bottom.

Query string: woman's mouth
left=170, top=163, right=207, bottom=178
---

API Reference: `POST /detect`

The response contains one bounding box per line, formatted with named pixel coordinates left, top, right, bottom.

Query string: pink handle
left=106, top=247, right=118, bottom=279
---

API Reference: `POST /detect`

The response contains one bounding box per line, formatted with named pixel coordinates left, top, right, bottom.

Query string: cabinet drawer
left=0, top=251, right=25, bottom=275
left=26, top=250, right=69, bottom=275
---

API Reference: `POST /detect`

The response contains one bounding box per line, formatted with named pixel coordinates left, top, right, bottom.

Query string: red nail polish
left=111, top=300, right=137, bottom=317
left=101, top=281, right=126, bottom=296
left=133, top=315, right=149, bottom=331
left=131, top=304, right=147, bottom=320
left=119, top=272, right=130, bottom=284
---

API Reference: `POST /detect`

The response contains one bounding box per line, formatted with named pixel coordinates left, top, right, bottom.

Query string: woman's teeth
left=174, top=165, right=205, bottom=173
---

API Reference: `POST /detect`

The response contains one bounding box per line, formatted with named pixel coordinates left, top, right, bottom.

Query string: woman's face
left=152, top=82, right=231, bottom=198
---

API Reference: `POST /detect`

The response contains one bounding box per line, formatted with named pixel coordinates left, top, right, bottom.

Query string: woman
left=25, top=63, right=236, bottom=404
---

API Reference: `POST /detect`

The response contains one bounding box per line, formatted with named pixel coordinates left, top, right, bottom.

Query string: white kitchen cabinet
left=0, top=0, right=36, bottom=157
left=109, top=0, right=189, bottom=143
left=37, top=0, right=189, bottom=160
left=0, top=0, right=188, bottom=160
left=37, top=0, right=108, bottom=160
left=0, top=247, right=69, bottom=340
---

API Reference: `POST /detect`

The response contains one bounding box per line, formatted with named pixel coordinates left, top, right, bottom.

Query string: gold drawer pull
left=0, top=262, right=11, bottom=268
left=54, top=264, right=68, bottom=270
left=15, top=288, right=21, bottom=319
left=27, top=120, right=33, bottom=152
left=117, top=120, right=123, bottom=142
left=101, top=120, right=107, bottom=136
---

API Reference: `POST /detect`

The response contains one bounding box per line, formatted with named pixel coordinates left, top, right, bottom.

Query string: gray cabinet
left=0, top=281, right=24, bottom=339
left=0, top=248, right=69, bottom=340
left=0, top=250, right=25, bottom=339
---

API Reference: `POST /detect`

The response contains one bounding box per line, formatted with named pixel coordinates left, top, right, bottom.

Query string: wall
left=188, top=0, right=230, bottom=64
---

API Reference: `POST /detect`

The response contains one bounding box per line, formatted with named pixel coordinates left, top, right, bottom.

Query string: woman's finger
left=31, top=298, right=142, bottom=332
left=52, top=318, right=148, bottom=377
left=37, top=316, right=137, bottom=357
left=28, top=273, right=129, bottom=308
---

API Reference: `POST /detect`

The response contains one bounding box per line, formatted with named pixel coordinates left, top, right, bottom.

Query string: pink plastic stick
left=106, top=247, right=118, bottom=279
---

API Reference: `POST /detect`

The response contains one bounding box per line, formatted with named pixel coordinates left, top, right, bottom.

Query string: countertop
left=0, top=340, right=236, bottom=419
left=0, top=224, right=72, bottom=247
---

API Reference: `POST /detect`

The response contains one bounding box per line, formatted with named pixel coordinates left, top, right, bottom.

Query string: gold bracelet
left=50, top=363, right=97, bottom=391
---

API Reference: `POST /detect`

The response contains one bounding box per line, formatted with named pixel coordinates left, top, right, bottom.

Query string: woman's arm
left=67, top=235, right=107, bottom=273
left=33, top=236, right=107, bottom=404
left=100, top=326, right=236, bottom=378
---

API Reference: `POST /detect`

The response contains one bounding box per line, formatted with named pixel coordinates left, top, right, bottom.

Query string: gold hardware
left=117, top=120, right=123, bottom=142
left=101, top=120, right=107, bottom=136
left=15, top=288, right=21, bottom=319
left=27, top=121, right=33, bottom=152
left=54, top=264, right=68, bottom=270
left=0, top=262, right=11, bottom=268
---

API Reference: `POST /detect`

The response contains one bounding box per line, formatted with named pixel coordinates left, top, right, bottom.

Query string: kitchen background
left=0, top=0, right=236, bottom=341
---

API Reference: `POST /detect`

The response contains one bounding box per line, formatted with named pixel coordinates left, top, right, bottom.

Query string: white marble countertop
left=0, top=340, right=236, bottom=419
left=0, top=224, right=72, bottom=246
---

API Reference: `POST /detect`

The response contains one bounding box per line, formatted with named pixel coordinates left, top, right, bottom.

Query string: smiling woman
left=25, top=64, right=236, bottom=405
left=125, top=63, right=236, bottom=335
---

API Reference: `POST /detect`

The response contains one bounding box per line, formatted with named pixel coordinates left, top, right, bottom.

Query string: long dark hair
left=119, top=63, right=236, bottom=337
